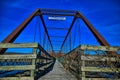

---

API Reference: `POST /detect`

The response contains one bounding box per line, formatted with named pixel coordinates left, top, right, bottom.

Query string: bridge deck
left=38, top=60, right=76, bottom=80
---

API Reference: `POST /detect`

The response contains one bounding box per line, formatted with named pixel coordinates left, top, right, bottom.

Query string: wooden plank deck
left=38, top=60, right=76, bottom=80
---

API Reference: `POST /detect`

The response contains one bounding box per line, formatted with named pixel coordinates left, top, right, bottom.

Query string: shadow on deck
left=35, top=60, right=56, bottom=80
left=38, top=60, right=76, bottom=80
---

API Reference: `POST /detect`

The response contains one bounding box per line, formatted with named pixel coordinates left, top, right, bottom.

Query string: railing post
left=77, top=51, right=81, bottom=80
left=81, top=50, right=85, bottom=80
left=31, top=48, right=37, bottom=77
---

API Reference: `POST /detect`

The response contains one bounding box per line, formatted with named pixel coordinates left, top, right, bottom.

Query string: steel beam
left=50, top=36, right=65, bottom=38
left=47, top=27, right=69, bottom=30
left=40, top=8, right=77, bottom=13
left=76, top=12, right=119, bottom=57
left=52, top=41, right=61, bottom=43
left=51, top=40, right=63, bottom=42
left=39, top=14, right=54, bottom=52
left=41, top=12, right=75, bottom=16
left=0, top=9, right=40, bottom=54
left=76, top=12, right=109, bottom=46
left=60, top=17, right=77, bottom=52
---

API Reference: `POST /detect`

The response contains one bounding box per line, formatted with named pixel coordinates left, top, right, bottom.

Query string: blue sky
left=0, top=0, right=120, bottom=52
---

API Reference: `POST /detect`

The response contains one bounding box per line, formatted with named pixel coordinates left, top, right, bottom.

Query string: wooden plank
left=38, top=44, right=52, bottom=57
left=81, top=67, right=120, bottom=72
left=80, top=45, right=120, bottom=51
left=69, top=65, right=76, bottom=71
left=0, top=43, right=38, bottom=48
left=0, top=54, right=36, bottom=59
left=82, top=53, right=85, bottom=79
left=36, top=59, right=52, bottom=63
left=38, top=60, right=76, bottom=80
left=82, top=78, right=115, bottom=80
left=37, top=56, right=52, bottom=60
left=16, top=71, right=30, bottom=76
left=31, top=48, right=36, bottom=77
left=81, top=55, right=120, bottom=61
left=67, top=45, right=120, bottom=55
left=0, top=65, right=35, bottom=70
left=0, top=77, right=34, bottom=80
left=36, top=62, right=53, bottom=71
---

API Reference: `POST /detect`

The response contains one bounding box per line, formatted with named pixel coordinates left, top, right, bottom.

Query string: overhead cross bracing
left=0, top=8, right=113, bottom=54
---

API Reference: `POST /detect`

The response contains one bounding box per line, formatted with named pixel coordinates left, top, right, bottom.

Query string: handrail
left=38, top=44, right=53, bottom=58
left=58, top=45, right=120, bottom=80
left=0, top=43, right=55, bottom=80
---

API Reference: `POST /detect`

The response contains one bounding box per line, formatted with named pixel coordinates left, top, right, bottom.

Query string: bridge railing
left=58, top=45, right=120, bottom=80
left=0, top=43, right=55, bottom=80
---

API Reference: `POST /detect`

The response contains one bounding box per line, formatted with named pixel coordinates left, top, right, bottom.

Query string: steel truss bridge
left=0, top=8, right=120, bottom=80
